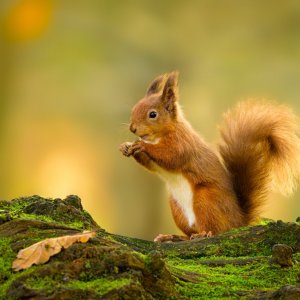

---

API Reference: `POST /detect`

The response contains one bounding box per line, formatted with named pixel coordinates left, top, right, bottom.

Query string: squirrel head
left=130, top=71, right=180, bottom=143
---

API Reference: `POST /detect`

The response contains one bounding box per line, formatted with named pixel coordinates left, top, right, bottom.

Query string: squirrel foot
left=190, top=231, right=213, bottom=240
left=154, top=234, right=188, bottom=243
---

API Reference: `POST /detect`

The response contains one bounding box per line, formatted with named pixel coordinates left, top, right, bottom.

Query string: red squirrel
left=120, top=71, right=300, bottom=242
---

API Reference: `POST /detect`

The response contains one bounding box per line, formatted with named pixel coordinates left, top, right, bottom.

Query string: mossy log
left=0, top=196, right=299, bottom=299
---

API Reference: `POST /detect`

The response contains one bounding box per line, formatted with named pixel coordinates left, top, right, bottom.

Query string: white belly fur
left=154, top=165, right=195, bottom=227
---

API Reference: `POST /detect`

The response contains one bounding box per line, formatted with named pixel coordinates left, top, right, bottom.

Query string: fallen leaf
left=12, top=231, right=96, bottom=271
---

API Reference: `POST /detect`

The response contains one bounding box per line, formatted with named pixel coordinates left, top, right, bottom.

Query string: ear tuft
left=146, top=73, right=168, bottom=96
left=167, top=71, right=179, bottom=86
left=161, top=71, right=179, bottom=112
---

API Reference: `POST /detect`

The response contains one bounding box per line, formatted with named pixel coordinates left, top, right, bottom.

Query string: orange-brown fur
left=120, top=71, right=300, bottom=239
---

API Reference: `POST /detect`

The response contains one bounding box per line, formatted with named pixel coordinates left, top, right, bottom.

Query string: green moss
left=206, top=222, right=300, bottom=258
left=129, top=251, right=147, bottom=265
left=67, top=277, right=132, bottom=296
left=0, top=236, right=39, bottom=300
left=167, top=256, right=300, bottom=299
left=203, top=244, right=221, bottom=256
left=261, top=222, right=300, bottom=253
left=259, top=218, right=275, bottom=225
left=22, top=275, right=132, bottom=297
left=1, top=198, right=36, bottom=219
left=1, top=269, right=40, bottom=300
left=17, top=212, right=85, bottom=230
left=24, top=275, right=56, bottom=291
left=111, top=234, right=157, bottom=253
left=19, top=213, right=57, bottom=223
left=218, top=238, right=248, bottom=257
left=224, top=226, right=252, bottom=235
left=1, top=197, right=299, bottom=299
left=0, top=237, right=14, bottom=284
left=0, top=197, right=87, bottom=230
left=0, top=237, right=42, bottom=299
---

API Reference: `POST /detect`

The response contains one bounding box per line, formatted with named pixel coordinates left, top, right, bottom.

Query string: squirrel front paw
left=130, top=140, right=145, bottom=156
left=119, top=141, right=144, bottom=157
left=119, top=142, right=134, bottom=157
left=119, top=141, right=145, bottom=157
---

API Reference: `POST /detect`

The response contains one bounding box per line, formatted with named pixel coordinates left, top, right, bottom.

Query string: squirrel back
left=219, top=100, right=300, bottom=224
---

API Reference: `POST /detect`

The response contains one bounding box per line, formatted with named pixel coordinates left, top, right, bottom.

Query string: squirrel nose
left=130, top=124, right=137, bottom=134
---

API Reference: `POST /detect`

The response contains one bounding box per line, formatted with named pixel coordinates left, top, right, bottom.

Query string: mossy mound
left=0, top=196, right=299, bottom=299
left=0, top=195, right=98, bottom=230
left=0, top=196, right=178, bottom=299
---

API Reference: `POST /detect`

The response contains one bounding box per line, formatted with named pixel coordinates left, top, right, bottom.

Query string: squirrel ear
left=146, top=74, right=168, bottom=96
left=161, top=71, right=179, bottom=113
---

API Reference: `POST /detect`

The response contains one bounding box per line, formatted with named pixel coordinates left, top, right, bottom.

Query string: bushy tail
left=219, top=100, right=300, bottom=223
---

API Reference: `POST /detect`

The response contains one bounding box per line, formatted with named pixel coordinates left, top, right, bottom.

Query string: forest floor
left=0, top=195, right=299, bottom=299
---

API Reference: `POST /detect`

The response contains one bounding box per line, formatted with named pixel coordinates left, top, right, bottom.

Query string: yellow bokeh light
left=4, top=0, right=53, bottom=42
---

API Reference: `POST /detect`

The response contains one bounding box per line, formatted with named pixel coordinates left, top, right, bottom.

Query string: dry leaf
left=12, top=231, right=96, bottom=271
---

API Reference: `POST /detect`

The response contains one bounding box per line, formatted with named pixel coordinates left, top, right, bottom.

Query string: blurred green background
left=0, top=0, right=300, bottom=240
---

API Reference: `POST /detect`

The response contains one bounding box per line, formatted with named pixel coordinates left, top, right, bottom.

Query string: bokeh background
left=0, top=0, right=300, bottom=240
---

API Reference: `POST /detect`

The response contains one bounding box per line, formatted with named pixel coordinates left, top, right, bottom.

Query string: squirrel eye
left=149, top=111, right=158, bottom=119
